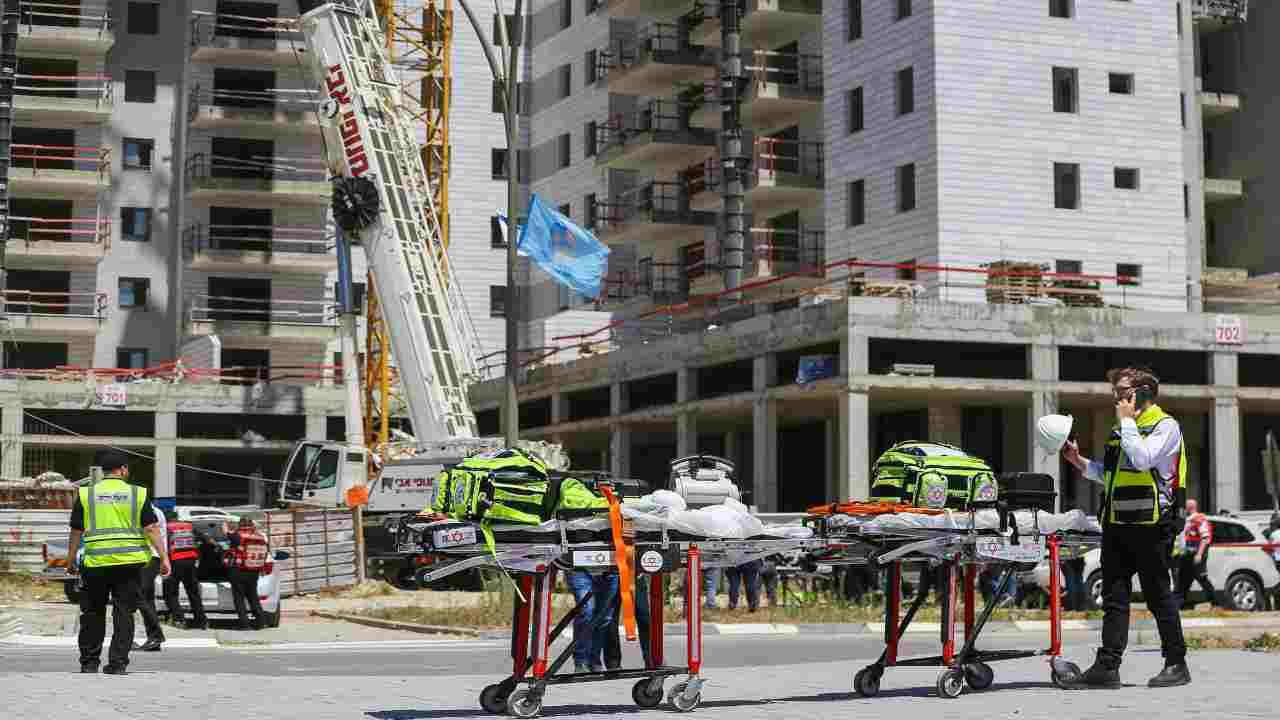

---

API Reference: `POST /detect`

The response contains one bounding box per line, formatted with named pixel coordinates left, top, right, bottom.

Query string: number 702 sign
left=1214, top=315, right=1243, bottom=345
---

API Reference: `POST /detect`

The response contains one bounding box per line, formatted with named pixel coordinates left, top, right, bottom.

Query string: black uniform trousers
left=1174, top=546, right=1216, bottom=606
left=78, top=563, right=143, bottom=669
left=136, top=556, right=165, bottom=642
left=1098, top=524, right=1186, bottom=668
left=228, top=567, right=266, bottom=628
left=163, top=558, right=207, bottom=626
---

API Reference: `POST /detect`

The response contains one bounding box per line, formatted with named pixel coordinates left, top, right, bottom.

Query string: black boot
left=1148, top=663, right=1191, bottom=688
left=80, top=663, right=99, bottom=674
left=1070, top=661, right=1122, bottom=689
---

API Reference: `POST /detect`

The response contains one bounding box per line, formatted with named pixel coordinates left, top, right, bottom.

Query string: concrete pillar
left=2, top=404, right=24, bottom=480
left=306, top=413, right=327, bottom=441
left=824, top=418, right=837, bottom=502
left=1028, top=343, right=1061, bottom=509
left=1210, top=351, right=1241, bottom=513
left=550, top=392, right=566, bottom=425
left=927, top=405, right=963, bottom=447
left=724, top=431, right=738, bottom=466
left=610, top=425, right=632, bottom=479
left=752, top=397, right=777, bottom=511
left=841, top=330, right=870, bottom=376
left=677, top=368, right=698, bottom=457
left=838, top=390, right=871, bottom=501
left=609, top=383, right=630, bottom=478
left=154, top=412, right=178, bottom=500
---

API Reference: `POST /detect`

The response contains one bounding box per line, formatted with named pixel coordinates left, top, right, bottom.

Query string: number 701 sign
left=1215, top=315, right=1243, bottom=345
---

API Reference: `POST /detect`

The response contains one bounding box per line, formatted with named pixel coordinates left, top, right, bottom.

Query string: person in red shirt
left=1175, top=499, right=1216, bottom=609
left=224, top=517, right=270, bottom=630
left=162, top=511, right=208, bottom=629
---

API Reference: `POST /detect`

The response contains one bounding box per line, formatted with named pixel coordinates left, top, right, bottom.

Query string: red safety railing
left=7, top=215, right=111, bottom=249
left=11, top=144, right=111, bottom=177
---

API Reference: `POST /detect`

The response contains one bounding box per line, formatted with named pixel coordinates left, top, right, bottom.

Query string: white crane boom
left=299, top=0, right=478, bottom=443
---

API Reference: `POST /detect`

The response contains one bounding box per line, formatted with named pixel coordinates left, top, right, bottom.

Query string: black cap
left=93, top=448, right=129, bottom=473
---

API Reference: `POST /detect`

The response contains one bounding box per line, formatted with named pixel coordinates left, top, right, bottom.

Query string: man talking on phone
left=1062, top=366, right=1190, bottom=688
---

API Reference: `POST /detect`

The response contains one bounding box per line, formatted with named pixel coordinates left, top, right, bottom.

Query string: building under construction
left=469, top=0, right=1280, bottom=515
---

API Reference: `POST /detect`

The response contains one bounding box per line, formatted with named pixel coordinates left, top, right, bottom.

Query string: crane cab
left=280, top=441, right=368, bottom=509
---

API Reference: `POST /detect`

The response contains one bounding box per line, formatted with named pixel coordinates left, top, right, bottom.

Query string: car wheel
left=1087, top=571, right=1104, bottom=611
left=63, top=580, right=80, bottom=604
left=1225, top=573, right=1264, bottom=612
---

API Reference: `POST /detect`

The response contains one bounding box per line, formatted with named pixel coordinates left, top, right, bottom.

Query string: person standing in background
left=162, top=510, right=207, bottom=629
left=133, top=500, right=167, bottom=652
left=1174, top=499, right=1216, bottom=609
left=224, top=517, right=270, bottom=630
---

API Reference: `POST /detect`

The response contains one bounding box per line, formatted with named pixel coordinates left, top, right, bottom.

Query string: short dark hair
left=1106, top=365, right=1160, bottom=398
left=93, top=448, right=129, bottom=473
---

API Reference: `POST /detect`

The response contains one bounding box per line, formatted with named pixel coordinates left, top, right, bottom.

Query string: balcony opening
left=12, top=127, right=75, bottom=170
left=22, top=0, right=86, bottom=29
left=208, top=276, right=270, bottom=322
left=763, top=211, right=802, bottom=268
left=10, top=198, right=74, bottom=243
left=566, top=385, right=612, bottom=422
left=219, top=348, right=271, bottom=385
left=215, top=1, right=278, bottom=37
left=6, top=269, right=70, bottom=315
left=627, top=373, right=677, bottom=411
left=3, top=341, right=68, bottom=370
left=209, top=206, right=273, bottom=251
left=16, top=56, right=79, bottom=100
left=767, top=125, right=801, bottom=174
left=211, top=137, right=274, bottom=179
left=213, top=68, right=277, bottom=110
left=680, top=241, right=705, bottom=281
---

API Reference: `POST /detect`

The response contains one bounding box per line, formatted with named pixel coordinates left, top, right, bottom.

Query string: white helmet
left=1035, top=414, right=1074, bottom=455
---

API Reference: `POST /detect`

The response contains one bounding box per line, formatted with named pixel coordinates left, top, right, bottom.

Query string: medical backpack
left=868, top=441, right=998, bottom=510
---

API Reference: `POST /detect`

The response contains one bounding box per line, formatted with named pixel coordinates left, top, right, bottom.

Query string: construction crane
left=364, top=0, right=453, bottom=476
left=281, top=1, right=559, bottom=585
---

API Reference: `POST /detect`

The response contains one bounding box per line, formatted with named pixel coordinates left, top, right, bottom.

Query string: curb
left=309, top=610, right=483, bottom=638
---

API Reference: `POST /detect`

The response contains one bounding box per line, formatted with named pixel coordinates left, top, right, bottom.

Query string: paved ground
left=1, top=634, right=1275, bottom=719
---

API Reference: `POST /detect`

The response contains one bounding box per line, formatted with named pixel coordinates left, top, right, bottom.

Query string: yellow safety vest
left=1103, top=405, right=1187, bottom=526
left=79, top=478, right=150, bottom=568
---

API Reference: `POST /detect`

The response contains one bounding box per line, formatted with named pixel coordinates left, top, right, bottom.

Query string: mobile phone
left=1135, top=386, right=1153, bottom=406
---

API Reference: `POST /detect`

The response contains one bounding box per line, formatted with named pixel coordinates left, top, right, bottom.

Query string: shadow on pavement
left=366, top=698, right=774, bottom=719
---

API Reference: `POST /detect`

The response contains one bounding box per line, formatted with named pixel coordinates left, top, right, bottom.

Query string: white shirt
left=150, top=503, right=167, bottom=559
left=1083, top=414, right=1183, bottom=509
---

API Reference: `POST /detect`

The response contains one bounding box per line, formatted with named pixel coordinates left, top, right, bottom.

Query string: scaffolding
left=364, top=0, right=453, bottom=462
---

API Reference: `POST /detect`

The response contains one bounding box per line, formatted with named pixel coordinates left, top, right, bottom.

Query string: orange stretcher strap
left=806, top=501, right=946, bottom=517
left=600, top=485, right=637, bottom=641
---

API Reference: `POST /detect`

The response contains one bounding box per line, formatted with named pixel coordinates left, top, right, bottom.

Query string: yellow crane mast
left=366, top=0, right=453, bottom=463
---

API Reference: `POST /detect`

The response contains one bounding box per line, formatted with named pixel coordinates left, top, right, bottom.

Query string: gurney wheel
left=964, top=662, right=994, bottom=691
left=937, top=668, right=965, bottom=699
left=506, top=689, right=542, bottom=718
left=668, top=682, right=702, bottom=713
left=1050, top=659, right=1082, bottom=689
left=480, top=683, right=510, bottom=714
left=632, top=678, right=664, bottom=708
left=854, top=668, right=881, bottom=697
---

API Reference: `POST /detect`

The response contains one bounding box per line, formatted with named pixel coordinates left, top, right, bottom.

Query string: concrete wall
left=932, top=0, right=1186, bottom=310
left=823, top=0, right=940, bottom=285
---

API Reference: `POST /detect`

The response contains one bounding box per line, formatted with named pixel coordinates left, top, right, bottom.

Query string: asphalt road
left=1, top=630, right=1107, bottom=677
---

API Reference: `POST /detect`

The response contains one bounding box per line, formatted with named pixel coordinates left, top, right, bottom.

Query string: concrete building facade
left=472, top=1, right=1278, bottom=514
left=1, top=0, right=506, bottom=505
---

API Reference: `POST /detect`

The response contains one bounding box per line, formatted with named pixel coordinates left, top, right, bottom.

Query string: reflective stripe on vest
left=80, top=479, right=149, bottom=568
left=227, top=531, right=269, bottom=571
left=1104, top=405, right=1187, bottom=526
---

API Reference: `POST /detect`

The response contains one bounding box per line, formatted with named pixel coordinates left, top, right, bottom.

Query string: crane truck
left=274, top=0, right=559, bottom=588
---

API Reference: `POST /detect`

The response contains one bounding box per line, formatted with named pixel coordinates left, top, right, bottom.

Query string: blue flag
left=516, top=194, right=611, bottom=299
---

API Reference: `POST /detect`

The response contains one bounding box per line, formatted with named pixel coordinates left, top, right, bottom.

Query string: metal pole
left=334, top=225, right=367, bottom=583
left=458, top=0, right=521, bottom=447
left=719, top=0, right=745, bottom=301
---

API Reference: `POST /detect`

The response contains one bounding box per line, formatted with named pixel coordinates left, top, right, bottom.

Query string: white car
left=45, top=508, right=287, bottom=627
left=1033, top=515, right=1280, bottom=612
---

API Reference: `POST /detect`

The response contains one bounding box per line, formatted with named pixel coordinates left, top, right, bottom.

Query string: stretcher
left=409, top=508, right=826, bottom=717
left=806, top=499, right=1102, bottom=699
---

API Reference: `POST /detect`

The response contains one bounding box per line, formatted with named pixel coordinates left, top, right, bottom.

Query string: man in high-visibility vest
left=64, top=449, right=170, bottom=674
left=1063, top=366, right=1190, bottom=689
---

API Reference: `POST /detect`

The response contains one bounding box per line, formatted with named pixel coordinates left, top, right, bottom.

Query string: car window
left=1210, top=521, right=1255, bottom=544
